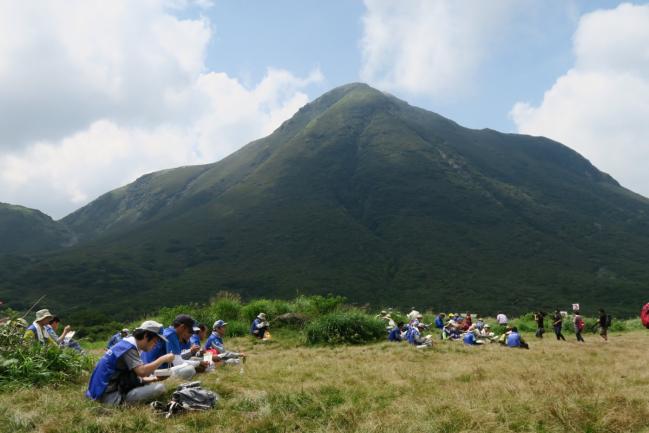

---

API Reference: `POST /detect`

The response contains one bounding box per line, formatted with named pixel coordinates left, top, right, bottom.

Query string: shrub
left=304, top=311, right=386, bottom=345
left=240, top=299, right=291, bottom=323
left=0, top=318, right=92, bottom=390
left=223, top=320, right=249, bottom=338
left=291, top=295, right=346, bottom=317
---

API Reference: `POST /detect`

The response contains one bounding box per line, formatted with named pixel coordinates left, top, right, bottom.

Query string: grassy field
left=2, top=328, right=649, bottom=433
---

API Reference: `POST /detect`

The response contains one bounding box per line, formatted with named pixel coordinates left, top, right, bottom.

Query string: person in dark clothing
left=534, top=311, right=546, bottom=338
left=552, top=310, right=566, bottom=341
left=598, top=309, right=609, bottom=341
left=574, top=311, right=585, bottom=342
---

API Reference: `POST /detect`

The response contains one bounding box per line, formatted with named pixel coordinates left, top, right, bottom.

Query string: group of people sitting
left=380, top=309, right=529, bottom=349
left=88, top=312, right=273, bottom=405
left=23, top=307, right=271, bottom=406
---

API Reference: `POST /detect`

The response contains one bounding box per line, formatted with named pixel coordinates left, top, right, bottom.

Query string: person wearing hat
left=87, top=321, right=175, bottom=405
left=205, top=320, right=246, bottom=364
left=141, top=314, right=205, bottom=378
left=250, top=313, right=269, bottom=339
left=411, top=322, right=432, bottom=348
left=107, top=328, right=130, bottom=350
left=24, top=309, right=56, bottom=345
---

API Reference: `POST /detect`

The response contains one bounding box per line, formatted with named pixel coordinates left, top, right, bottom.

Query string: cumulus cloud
left=0, top=0, right=322, bottom=218
left=511, top=3, right=649, bottom=198
left=359, top=0, right=518, bottom=98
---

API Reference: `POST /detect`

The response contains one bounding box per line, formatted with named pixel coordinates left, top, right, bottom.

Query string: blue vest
left=463, top=332, right=476, bottom=345
left=205, top=333, right=224, bottom=352
left=388, top=327, right=401, bottom=342
left=86, top=338, right=137, bottom=400
left=506, top=332, right=521, bottom=347
left=189, top=334, right=201, bottom=347
left=408, top=328, right=420, bottom=345
left=434, top=316, right=444, bottom=329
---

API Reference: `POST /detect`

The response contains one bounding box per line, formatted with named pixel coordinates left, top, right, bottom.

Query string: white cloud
left=0, top=1, right=322, bottom=218
left=511, top=3, right=649, bottom=198
left=359, top=0, right=518, bottom=98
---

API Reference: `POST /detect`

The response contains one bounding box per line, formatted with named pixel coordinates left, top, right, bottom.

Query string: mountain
left=0, top=203, right=74, bottom=255
left=2, top=83, right=649, bottom=319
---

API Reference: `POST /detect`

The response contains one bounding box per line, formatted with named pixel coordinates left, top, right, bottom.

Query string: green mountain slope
left=0, top=203, right=74, bottom=255
left=2, top=83, right=649, bottom=318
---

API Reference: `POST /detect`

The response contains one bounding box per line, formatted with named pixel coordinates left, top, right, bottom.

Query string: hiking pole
left=21, top=294, right=47, bottom=319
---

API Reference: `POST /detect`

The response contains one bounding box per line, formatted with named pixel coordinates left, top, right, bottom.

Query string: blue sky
left=0, top=1, right=648, bottom=217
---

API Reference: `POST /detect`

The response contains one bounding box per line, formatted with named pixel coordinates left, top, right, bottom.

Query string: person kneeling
left=86, top=321, right=174, bottom=405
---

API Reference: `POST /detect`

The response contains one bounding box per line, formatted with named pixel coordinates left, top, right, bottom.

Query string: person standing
left=573, top=311, right=585, bottom=342
left=552, top=310, right=566, bottom=341
left=598, top=309, right=609, bottom=342
left=534, top=311, right=546, bottom=338
left=496, top=312, right=508, bottom=327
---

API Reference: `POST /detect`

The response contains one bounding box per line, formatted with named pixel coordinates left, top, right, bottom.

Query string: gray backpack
left=151, top=381, right=218, bottom=418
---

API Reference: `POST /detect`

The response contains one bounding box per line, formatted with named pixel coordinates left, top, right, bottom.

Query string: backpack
left=151, top=381, right=218, bottom=418
left=641, top=303, right=649, bottom=328
left=605, top=314, right=612, bottom=328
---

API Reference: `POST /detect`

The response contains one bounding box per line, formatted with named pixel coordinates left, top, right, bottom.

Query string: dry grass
left=3, top=330, right=649, bottom=433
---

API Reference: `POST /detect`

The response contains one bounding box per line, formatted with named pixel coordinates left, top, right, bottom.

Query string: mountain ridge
left=2, top=82, right=648, bottom=319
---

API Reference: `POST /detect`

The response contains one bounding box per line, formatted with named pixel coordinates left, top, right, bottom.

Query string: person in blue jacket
left=86, top=321, right=174, bottom=405
left=463, top=330, right=478, bottom=346
left=141, top=315, right=204, bottom=378
left=190, top=324, right=207, bottom=347
left=106, top=328, right=130, bottom=349
left=506, top=327, right=529, bottom=349
left=388, top=322, right=404, bottom=342
left=434, top=313, right=446, bottom=330
left=205, top=320, right=245, bottom=364
left=250, top=313, right=269, bottom=339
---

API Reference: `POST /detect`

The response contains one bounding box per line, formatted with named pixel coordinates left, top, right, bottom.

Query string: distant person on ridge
left=496, top=312, right=508, bottom=327
left=107, top=328, right=130, bottom=349
left=534, top=311, right=546, bottom=338
left=86, top=321, right=174, bottom=405
left=573, top=311, right=585, bottom=343
left=598, top=309, right=610, bottom=341
left=552, top=309, right=566, bottom=341
left=251, top=313, right=269, bottom=339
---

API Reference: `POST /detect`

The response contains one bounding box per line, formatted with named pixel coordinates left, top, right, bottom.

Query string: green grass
left=4, top=329, right=649, bottom=433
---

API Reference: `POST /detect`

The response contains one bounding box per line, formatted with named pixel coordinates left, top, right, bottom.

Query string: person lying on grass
left=86, top=321, right=175, bottom=405
left=205, top=320, right=246, bottom=364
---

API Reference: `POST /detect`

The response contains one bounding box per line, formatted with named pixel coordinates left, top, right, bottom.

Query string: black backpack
left=606, top=314, right=612, bottom=328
